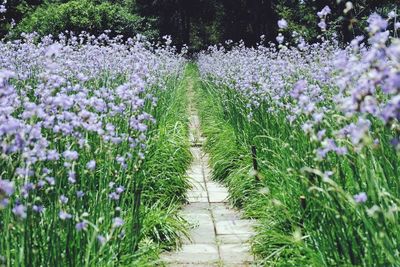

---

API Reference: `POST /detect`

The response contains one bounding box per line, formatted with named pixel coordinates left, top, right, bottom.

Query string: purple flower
left=68, top=171, right=76, bottom=184
left=318, top=20, right=327, bottom=31
left=47, top=150, right=60, bottom=161
left=354, top=192, right=368, bottom=203
left=0, top=180, right=14, bottom=197
left=112, top=217, right=124, bottom=228
left=97, top=235, right=106, bottom=245
left=290, top=80, right=307, bottom=99
left=278, top=19, right=288, bottom=29
left=75, top=221, right=88, bottom=231
left=317, top=6, right=331, bottom=18
left=63, top=150, right=79, bottom=161
left=116, top=186, right=125, bottom=194
left=86, top=160, right=96, bottom=171
left=0, top=198, right=10, bottom=208
left=12, top=204, right=27, bottom=219
left=76, top=191, right=85, bottom=198
left=32, top=205, right=44, bottom=213
left=59, top=195, right=69, bottom=204
left=109, top=192, right=120, bottom=201
left=37, top=180, right=46, bottom=188
left=276, top=34, right=284, bottom=44
left=0, top=5, right=6, bottom=14
left=21, top=182, right=35, bottom=198
left=45, top=177, right=56, bottom=186
left=367, top=13, right=388, bottom=33
left=59, top=211, right=72, bottom=220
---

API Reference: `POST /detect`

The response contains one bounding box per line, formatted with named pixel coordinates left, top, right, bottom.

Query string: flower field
left=1, top=7, right=400, bottom=267
left=0, top=33, right=190, bottom=265
left=196, top=12, right=400, bottom=266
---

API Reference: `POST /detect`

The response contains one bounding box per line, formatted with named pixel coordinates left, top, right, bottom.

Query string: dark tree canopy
left=1, top=0, right=399, bottom=49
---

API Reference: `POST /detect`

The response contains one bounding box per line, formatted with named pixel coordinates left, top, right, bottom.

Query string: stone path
left=161, top=85, right=255, bottom=266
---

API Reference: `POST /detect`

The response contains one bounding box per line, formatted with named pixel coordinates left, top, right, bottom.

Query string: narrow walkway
left=161, top=81, right=255, bottom=266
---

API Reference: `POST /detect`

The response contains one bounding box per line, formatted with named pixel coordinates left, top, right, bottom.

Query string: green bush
left=10, top=0, right=158, bottom=39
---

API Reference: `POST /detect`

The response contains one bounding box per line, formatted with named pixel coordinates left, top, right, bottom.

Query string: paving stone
left=162, top=101, right=255, bottom=266
left=188, top=196, right=209, bottom=203
left=191, top=180, right=206, bottom=191
left=208, top=191, right=229, bottom=203
left=215, top=220, right=255, bottom=235
left=181, top=203, right=210, bottom=215
left=183, top=218, right=216, bottom=244
left=203, top=168, right=212, bottom=181
left=210, top=204, right=242, bottom=221
left=220, top=243, right=253, bottom=264
left=187, top=165, right=203, bottom=176
left=189, top=174, right=204, bottom=183
left=172, top=263, right=220, bottom=267
left=207, top=182, right=229, bottom=193
left=187, top=191, right=208, bottom=199
left=184, top=213, right=213, bottom=224
left=190, top=147, right=202, bottom=160
left=217, top=233, right=254, bottom=244
left=163, top=244, right=219, bottom=264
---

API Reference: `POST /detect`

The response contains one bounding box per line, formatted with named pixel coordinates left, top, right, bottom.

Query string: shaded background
left=0, top=0, right=398, bottom=49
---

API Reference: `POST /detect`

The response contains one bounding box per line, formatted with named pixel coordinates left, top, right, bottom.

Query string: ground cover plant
left=197, top=10, right=400, bottom=267
left=0, top=33, right=191, bottom=266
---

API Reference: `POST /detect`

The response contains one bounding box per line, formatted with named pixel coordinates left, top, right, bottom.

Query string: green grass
left=191, top=64, right=400, bottom=266
left=0, top=66, right=193, bottom=266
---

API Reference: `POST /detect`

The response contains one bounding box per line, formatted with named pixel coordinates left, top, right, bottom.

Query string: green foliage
left=10, top=0, right=157, bottom=38
left=2, top=0, right=399, bottom=45
left=276, top=0, right=399, bottom=43
left=0, top=65, right=191, bottom=265
left=193, top=64, right=400, bottom=266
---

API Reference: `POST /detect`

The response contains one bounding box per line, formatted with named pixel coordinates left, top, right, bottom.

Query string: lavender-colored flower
left=109, top=192, right=120, bottom=201
left=86, top=160, right=96, bottom=171
left=0, top=179, right=14, bottom=197
left=354, top=192, right=368, bottom=203
left=75, top=221, right=88, bottom=231
left=76, top=191, right=85, bottom=198
left=68, top=171, right=76, bottom=184
left=37, top=180, right=46, bottom=188
left=318, top=20, right=327, bottom=31
left=112, top=217, right=124, bottom=228
left=59, top=195, right=69, bottom=204
left=47, top=150, right=60, bottom=161
left=388, top=10, right=397, bottom=19
left=21, top=182, right=35, bottom=198
left=0, top=5, right=6, bottom=14
left=59, top=211, right=72, bottom=220
left=317, top=6, right=331, bottom=18
left=367, top=13, right=388, bottom=34
left=276, top=33, right=284, bottom=44
left=278, top=19, right=288, bottom=29
left=116, top=186, right=125, bottom=194
left=45, top=177, right=56, bottom=186
left=63, top=150, right=79, bottom=161
left=97, top=235, right=106, bottom=245
left=0, top=198, right=10, bottom=208
left=12, top=204, right=27, bottom=219
left=32, top=205, right=44, bottom=213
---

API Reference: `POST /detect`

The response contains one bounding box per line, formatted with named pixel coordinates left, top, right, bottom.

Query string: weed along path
left=161, top=68, right=256, bottom=266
